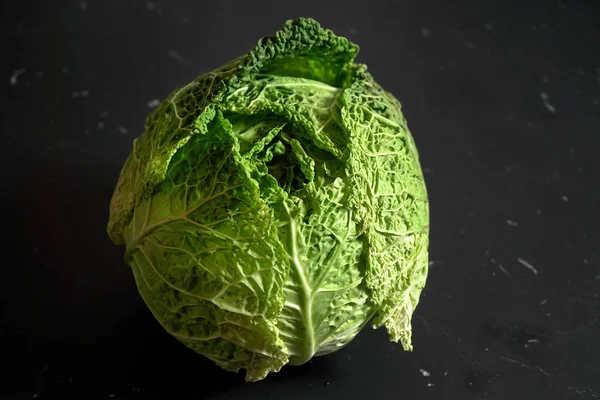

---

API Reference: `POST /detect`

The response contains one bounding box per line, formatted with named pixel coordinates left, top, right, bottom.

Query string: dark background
left=2, top=0, right=599, bottom=399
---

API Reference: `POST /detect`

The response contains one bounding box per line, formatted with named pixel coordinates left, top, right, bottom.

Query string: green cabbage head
left=107, top=18, right=429, bottom=381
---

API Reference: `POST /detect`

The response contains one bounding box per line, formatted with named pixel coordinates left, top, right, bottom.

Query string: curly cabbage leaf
left=107, top=18, right=429, bottom=381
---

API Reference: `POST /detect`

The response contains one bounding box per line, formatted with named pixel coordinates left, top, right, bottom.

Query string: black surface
left=2, top=0, right=600, bottom=399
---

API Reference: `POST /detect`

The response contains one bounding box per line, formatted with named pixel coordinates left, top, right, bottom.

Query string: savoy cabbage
left=107, top=18, right=429, bottom=381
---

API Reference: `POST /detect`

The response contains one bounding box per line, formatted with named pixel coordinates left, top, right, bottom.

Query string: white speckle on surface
left=540, top=299, right=547, bottom=305
left=10, top=68, right=26, bottom=85
left=485, top=22, right=493, bottom=30
left=168, top=49, right=184, bottom=62
left=497, top=263, right=511, bottom=277
left=444, top=371, right=448, bottom=376
left=423, top=167, right=433, bottom=174
left=501, top=356, right=551, bottom=376
left=118, top=125, right=128, bottom=135
left=543, top=101, right=556, bottom=113
left=147, top=2, right=163, bottom=13
left=109, top=395, right=115, bottom=399
left=33, top=394, right=38, bottom=399
left=72, top=90, right=90, bottom=98
left=80, top=0, right=88, bottom=10
left=147, top=99, right=160, bottom=108
left=540, top=91, right=556, bottom=113
left=487, top=251, right=511, bottom=277
left=561, top=195, right=569, bottom=202
left=428, top=260, right=444, bottom=267
left=421, top=28, right=430, bottom=37
left=506, top=219, right=519, bottom=227
left=97, top=122, right=105, bottom=130
left=516, top=257, right=538, bottom=275
left=427, top=383, right=435, bottom=387
left=568, top=385, right=600, bottom=399
left=419, top=369, right=430, bottom=377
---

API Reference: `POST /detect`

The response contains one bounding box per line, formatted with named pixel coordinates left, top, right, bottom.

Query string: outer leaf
left=123, top=112, right=290, bottom=380
left=341, top=66, right=429, bottom=349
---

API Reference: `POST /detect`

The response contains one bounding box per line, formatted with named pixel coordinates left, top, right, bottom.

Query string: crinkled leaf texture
left=107, top=18, right=429, bottom=382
